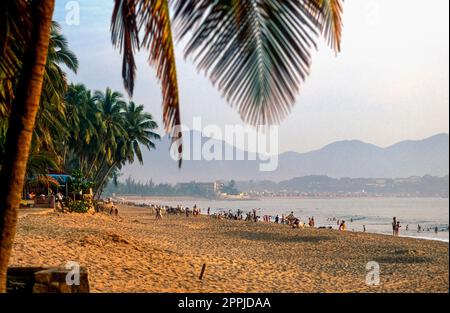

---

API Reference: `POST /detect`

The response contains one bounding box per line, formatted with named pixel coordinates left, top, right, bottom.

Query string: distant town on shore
left=105, top=174, right=449, bottom=199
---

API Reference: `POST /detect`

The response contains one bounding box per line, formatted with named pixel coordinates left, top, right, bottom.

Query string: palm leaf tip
left=316, top=0, right=344, bottom=53
left=111, top=0, right=183, bottom=167
left=111, top=0, right=140, bottom=97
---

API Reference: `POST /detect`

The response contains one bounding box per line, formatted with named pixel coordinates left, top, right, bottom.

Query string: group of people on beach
left=185, top=205, right=201, bottom=217
left=116, top=200, right=448, bottom=238
left=416, top=224, right=445, bottom=234
left=391, top=217, right=446, bottom=236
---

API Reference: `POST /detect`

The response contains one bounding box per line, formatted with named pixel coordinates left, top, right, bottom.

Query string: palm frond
left=171, top=0, right=343, bottom=125
left=111, top=0, right=182, bottom=166
left=311, top=0, right=344, bottom=52
left=111, top=0, right=140, bottom=95
left=172, top=0, right=319, bottom=125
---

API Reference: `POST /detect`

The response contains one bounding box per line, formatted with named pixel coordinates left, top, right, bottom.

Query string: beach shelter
left=24, top=175, right=60, bottom=201
left=47, top=174, right=71, bottom=196
left=25, top=174, right=72, bottom=198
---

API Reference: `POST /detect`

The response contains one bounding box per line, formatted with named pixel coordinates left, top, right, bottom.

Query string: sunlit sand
left=10, top=205, right=449, bottom=293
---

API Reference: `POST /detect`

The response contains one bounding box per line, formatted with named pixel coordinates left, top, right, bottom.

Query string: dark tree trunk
left=0, top=0, right=55, bottom=293
left=94, top=162, right=117, bottom=200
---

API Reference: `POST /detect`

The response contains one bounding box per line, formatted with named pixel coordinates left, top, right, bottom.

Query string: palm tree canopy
left=33, top=22, right=79, bottom=157
left=111, top=0, right=343, bottom=141
left=121, top=101, right=160, bottom=165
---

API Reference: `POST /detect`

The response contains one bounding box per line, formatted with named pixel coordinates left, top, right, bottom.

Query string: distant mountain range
left=121, top=132, right=449, bottom=184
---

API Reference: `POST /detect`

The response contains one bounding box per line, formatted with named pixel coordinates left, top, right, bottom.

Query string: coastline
left=109, top=195, right=450, bottom=201
left=10, top=204, right=449, bottom=293
left=111, top=196, right=450, bottom=243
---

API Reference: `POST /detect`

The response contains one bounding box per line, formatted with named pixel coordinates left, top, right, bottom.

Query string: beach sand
left=10, top=204, right=449, bottom=293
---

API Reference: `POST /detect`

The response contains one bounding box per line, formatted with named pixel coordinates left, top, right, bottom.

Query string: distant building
left=214, top=181, right=225, bottom=194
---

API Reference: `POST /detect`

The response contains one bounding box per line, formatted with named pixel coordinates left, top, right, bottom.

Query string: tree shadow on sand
left=225, top=230, right=332, bottom=243
left=374, top=249, right=433, bottom=264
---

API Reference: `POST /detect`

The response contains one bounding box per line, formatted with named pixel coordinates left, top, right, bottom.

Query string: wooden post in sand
left=199, top=264, right=206, bottom=280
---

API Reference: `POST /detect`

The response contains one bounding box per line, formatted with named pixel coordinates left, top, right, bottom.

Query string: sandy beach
left=10, top=204, right=449, bottom=293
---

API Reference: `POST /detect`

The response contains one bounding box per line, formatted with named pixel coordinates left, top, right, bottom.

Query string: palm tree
left=63, top=84, right=101, bottom=174
left=121, top=101, right=160, bottom=165
left=0, top=0, right=55, bottom=292
left=90, top=88, right=128, bottom=187
left=33, top=22, right=79, bottom=162
left=1, top=21, right=78, bottom=174
left=111, top=0, right=343, bottom=163
left=94, top=101, right=160, bottom=198
left=61, top=85, right=101, bottom=176
left=0, top=0, right=343, bottom=292
left=0, top=0, right=32, bottom=119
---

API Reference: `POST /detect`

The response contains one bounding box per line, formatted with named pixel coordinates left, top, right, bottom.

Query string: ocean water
left=129, top=197, right=449, bottom=242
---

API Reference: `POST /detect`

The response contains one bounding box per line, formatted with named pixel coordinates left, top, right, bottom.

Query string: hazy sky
left=54, top=0, right=449, bottom=153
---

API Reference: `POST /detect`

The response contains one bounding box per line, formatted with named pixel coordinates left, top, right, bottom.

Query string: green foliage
left=1, top=18, right=160, bottom=199
left=222, top=180, right=239, bottom=195
left=68, top=170, right=95, bottom=194
left=104, top=177, right=239, bottom=199
left=64, top=198, right=90, bottom=213
left=63, top=86, right=160, bottom=198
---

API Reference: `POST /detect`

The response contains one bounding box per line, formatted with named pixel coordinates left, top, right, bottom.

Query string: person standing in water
left=392, top=217, right=397, bottom=236
left=363, top=225, right=366, bottom=233
left=395, top=221, right=401, bottom=236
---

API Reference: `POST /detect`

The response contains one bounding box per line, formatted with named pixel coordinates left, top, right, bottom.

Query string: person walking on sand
left=55, top=191, right=64, bottom=211
left=339, top=220, right=347, bottom=231
left=156, top=206, right=163, bottom=220
left=207, top=207, right=211, bottom=216
left=363, top=225, right=366, bottom=233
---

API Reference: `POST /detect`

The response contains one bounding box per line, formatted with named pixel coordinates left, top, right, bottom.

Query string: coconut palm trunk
left=0, top=0, right=55, bottom=293
left=94, top=162, right=118, bottom=200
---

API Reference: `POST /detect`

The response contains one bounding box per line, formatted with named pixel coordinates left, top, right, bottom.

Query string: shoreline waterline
left=113, top=196, right=449, bottom=243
